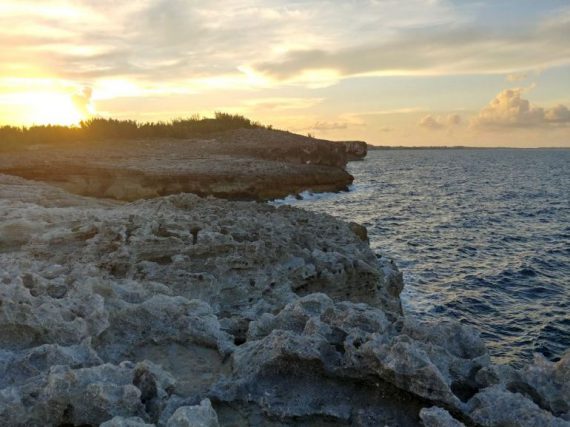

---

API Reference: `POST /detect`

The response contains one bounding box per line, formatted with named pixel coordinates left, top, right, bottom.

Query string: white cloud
left=243, top=97, right=322, bottom=111
left=506, top=72, right=528, bottom=82
left=2, top=0, right=557, bottom=90
left=544, top=104, right=570, bottom=123
left=72, top=86, right=94, bottom=116
left=252, top=8, right=570, bottom=84
left=418, top=113, right=461, bottom=130
left=471, top=88, right=570, bottom=129
left=312, top=121, right=349, bottom=131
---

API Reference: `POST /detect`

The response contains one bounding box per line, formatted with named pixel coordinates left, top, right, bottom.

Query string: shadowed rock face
left=0, top=128, right=354, bottom=201
left=0, top=175, right=568, bottom=427
left=336, top=140, right=368, bottom=161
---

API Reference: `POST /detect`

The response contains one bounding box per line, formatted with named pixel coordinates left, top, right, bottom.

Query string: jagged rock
left=377, top=255, right=405, bottom=307
left=167, top=399, right=219, bottom=427
left=518, top=352, right=570, bottom=420
left=337, top=140, right=368, bottom=161
left=0, top=340, right=102, bottom=388
left=466, top=385, right=570, bottom=427
left=101, top=416, right=155, bottom=426
left=420, top=406, right=466, bottom=427
left=0, top=176, right=399, bottom=332
left=475, top=352, right=570, bottom=421
left=213, top=294, right=488, bottom=422
left=0, top=361, right=173, bottom=426
left=94, top=295, right=234, bottom=362
left=0, top=175, right=568, bottom=427
left=349, top=221, right=369, bottom=242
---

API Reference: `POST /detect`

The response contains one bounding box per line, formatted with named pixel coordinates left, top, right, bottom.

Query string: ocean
left=272, top=148, right=570, bottom=367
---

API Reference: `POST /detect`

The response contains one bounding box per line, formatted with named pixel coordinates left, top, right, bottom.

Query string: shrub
left=0, top=113, right=267, bottom=150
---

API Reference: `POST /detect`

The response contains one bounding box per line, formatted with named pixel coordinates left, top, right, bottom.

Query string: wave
left=269, top=184, right=356, bottom=207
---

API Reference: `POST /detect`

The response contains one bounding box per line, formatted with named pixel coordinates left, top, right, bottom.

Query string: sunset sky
left=1, top=0, right=569, bottom=146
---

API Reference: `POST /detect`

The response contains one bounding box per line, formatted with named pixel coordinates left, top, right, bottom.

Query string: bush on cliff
left=0, top=112, right=267, bottom=150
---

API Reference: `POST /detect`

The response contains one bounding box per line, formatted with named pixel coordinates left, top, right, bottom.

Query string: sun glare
left=14, top=92, right=86, bottom=126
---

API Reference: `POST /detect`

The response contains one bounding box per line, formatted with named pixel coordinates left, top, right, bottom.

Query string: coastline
left=0, top=131, right=568, bottom=426
left=368, top=145, right=570, bottom=150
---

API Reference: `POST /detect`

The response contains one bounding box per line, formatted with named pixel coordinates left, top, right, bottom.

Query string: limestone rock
left=0, top=362, right=169, bottom=426
left=213, top=294, right=488, bottom=421
left=349, top=221, right=369, bottom=242
left=337, top=140, right=368, bottom=161
left=0, top=340, right=102, bottom=388
left=518, top=352, right=570, bottom=420
left=0, top=128, right=354, bottom=201
left=167, top=399, right=219, bottom=427
left=0, top=175, right=568, bottom=427
left=420, top=406, right=466, bottom=427
left=101, top=416, right=155, bottom=427
left=475, top=352, right=570, bottom=421
left=466, top=385, right=570, bottom=427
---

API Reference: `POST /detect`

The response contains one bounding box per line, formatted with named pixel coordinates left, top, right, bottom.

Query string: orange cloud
left=471, top=89, right=570, bottom=129
left=418, top=114, right=461, bottom=130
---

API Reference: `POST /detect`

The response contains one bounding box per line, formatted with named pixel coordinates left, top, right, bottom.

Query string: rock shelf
left=0, top=175, right=568, bottom=426
left=0, top=129, right=354, bottom=201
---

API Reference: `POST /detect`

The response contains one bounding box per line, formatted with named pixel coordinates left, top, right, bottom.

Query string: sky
left=0, top=0, right=569, bottom=146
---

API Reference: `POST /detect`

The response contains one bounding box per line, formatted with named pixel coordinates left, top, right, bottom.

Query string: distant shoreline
left=367, top=145, right=570, bottom=150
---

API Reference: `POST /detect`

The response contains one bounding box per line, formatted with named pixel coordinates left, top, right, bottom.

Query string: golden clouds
left=471, top=89, right=570, bottom=129
left=418, top=114, right=462, bottom=130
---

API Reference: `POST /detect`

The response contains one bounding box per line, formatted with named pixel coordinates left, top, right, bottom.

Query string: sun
left=4, top=91, right=90, bottom=126
left=26, top=92, right=87, bottom=126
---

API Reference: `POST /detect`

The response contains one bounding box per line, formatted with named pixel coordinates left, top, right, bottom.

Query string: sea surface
left=273, top=149, right=570, bottom=367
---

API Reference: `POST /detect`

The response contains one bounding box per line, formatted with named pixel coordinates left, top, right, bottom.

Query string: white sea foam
left=269, top=184, right=356, bottom=207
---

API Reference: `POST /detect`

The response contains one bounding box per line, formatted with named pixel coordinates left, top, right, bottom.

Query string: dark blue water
left=275, top=149, right=570, bottom=367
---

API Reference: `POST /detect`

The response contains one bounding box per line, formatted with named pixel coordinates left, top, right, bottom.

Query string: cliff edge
left=0, top=128, right=353, bottom=201
left=337, top=140, right=368, bottom=161
left=0, top=175, right=568, bottom=427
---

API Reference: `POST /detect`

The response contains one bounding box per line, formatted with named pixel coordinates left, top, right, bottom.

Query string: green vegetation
left=0, top=113, right=267, bottom=150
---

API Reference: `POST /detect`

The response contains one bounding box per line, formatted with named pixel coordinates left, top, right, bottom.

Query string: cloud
left=72, top=86, right=94, bottom=117
left=2, top=1, right=568, bottom=90
left=312, top=121, right=349, bottom=131
left=471, top=88, right=570, bottom=129
left=252, top=10, right=570, bottom=84
left=418, top=113, right=461, bottom=130
left=506, top=72, right=528, bottom=82
left=306, top=117, right=368, bottom=132
left=545, top=104, right=570, bottom=123
left=243, top=97, right=322, bottom=111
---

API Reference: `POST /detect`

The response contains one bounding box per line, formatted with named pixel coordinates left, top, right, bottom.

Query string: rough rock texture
left=0, top=175, right=568, bottom=427
left=166, top=399, right=219, bottom=427
left=420, top=407, right=466, bottom=427
left=101, top=417, right=155, bottom=427
left=337, top=140, right=368, bottom=161
left=212, top=293, right=489, bottom=423
left=0, top=128, right=354, bottom=201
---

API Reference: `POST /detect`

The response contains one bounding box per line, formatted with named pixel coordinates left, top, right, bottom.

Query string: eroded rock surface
left=337, top=140, right=368, bottom=161
left=420, top=407, right=465, bottom=427
left=0, top=128, right=354, bottom=201
left=0, top=175, right=568, bottom=427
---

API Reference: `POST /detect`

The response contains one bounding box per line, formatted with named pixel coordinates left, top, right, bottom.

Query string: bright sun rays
left=0, top=91, right=90, bottom=127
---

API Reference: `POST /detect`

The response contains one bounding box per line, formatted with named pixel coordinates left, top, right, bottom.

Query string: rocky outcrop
left=166, top=399, right=219, bottom=427
left=0, top=128, right=353, bottom=201
left=0, top=175, right=568, bottom=427
left=337, top=140, right=368, bottom=161
left=420, top=407, right=466, bottom=427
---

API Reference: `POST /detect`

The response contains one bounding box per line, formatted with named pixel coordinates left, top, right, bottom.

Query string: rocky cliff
left=0, top=174, right=568, bottom=427
left=0, top=128, right=353, bottom=201
left=337, top=140, right=368, bottom=161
